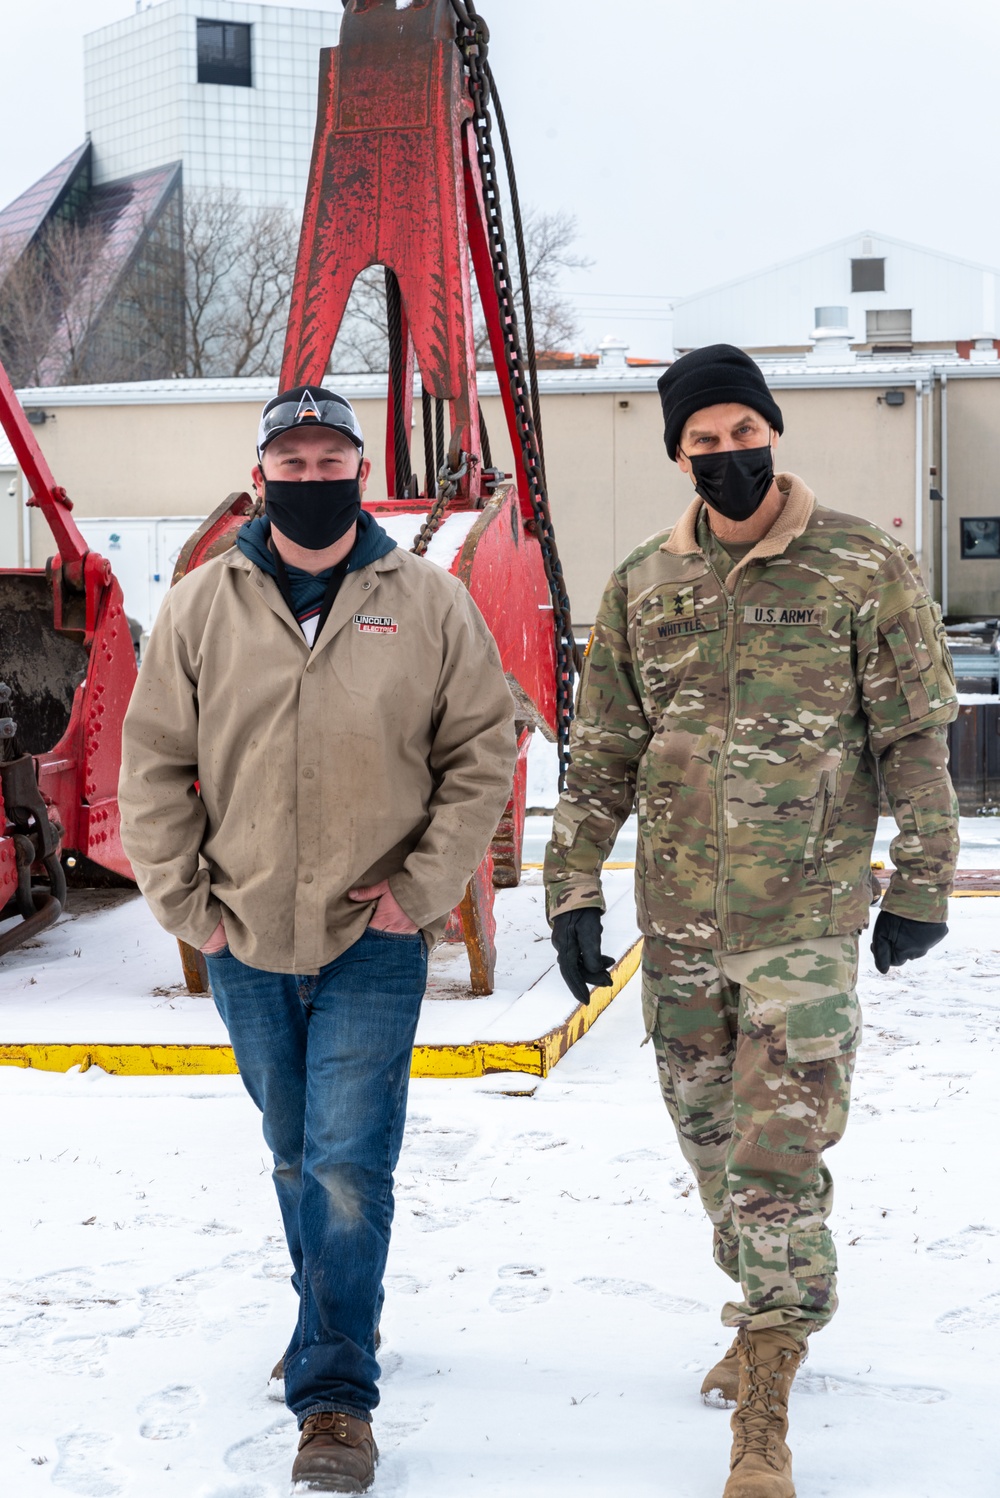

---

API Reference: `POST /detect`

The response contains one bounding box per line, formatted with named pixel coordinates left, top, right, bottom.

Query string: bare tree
left=329, top=207, right=593, bottom=374
left=0, top=217, right=111, bottom=386
left=140, top=187, right=297, bottom=379
left=0, top=186, right=298, bottom=385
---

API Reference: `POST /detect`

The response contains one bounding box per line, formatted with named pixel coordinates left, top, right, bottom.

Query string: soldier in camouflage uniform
left=544, top=345, right=959, bottom=1498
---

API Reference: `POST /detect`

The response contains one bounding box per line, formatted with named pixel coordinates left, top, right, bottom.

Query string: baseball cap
left=257, top=385, right=364, bottom=458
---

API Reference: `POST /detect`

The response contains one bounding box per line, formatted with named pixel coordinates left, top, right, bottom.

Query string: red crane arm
left=0, top=359, right=88, bottom=566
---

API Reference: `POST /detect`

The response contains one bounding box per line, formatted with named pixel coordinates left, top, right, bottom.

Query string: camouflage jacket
left=545, top=473, right=959, bottom=952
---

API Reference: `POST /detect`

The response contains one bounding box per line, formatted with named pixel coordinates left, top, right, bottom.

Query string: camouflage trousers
left=642, top=934, right=861, bottom=1340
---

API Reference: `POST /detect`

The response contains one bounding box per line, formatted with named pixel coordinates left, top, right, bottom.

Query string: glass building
left=0, top=1, right=338, bottom=383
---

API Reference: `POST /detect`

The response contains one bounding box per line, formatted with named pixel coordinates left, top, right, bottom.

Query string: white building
left=83, top=0, right=340, bottom=213
left=673, top=230, right=1000, bottom=358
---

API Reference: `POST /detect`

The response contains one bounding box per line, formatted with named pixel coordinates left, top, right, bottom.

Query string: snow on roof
left=15, top=349, right=1000, bottom=411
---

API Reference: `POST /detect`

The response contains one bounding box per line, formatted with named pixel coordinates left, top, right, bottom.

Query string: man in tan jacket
left=119, top=386, right=516, bottom=1494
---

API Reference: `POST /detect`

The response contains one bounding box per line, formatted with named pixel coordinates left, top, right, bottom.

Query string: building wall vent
left=866, top=308, right=912, bottom=347
left=808, top=309, right=855, bottom=365
left=597, top=335, right=629, bottom=369
left=852, top=258, right=885, bottom=293
left=815, top=306, right=849, bottom=329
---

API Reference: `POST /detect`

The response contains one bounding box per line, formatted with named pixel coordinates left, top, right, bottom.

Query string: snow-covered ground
left=2, top=898, right=999, bottom=1497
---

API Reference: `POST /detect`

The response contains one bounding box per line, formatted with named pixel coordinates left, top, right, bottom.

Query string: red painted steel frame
left=0, top=362, right=135, bottom=884
left=279, top=0, right=557, bottom=736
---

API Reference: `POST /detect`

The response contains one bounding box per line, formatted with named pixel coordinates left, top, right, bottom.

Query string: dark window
left=852, top=257, right=885, bottom=293
left=197, top=19, right=252, bottom=86
left=961, top=518, right=1000, bottom=559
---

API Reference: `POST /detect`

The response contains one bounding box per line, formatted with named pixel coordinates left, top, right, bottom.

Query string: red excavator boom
left=0, top=359, right=135, bottom=955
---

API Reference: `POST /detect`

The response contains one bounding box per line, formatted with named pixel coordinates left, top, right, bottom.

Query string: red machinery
left=0, top=358, right=135, bottom=955
left=175, top=0, right=579, bottom=994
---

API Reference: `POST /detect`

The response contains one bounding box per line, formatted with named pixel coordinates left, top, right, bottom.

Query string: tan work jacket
left=119, top=545, right=517, bottom=973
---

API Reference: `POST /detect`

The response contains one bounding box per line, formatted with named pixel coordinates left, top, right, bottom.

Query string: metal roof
left=15, top=351, right=1000, bottom=409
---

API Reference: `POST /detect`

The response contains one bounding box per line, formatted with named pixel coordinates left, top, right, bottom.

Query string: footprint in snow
left=513, top=1131, right=569, bottom=1151
left=399, top=1124, right=480, bottom=1177
left=925, top=1224, right=998, bottom=1259
left=575, top=1275, right=708, bottom=1315
left=137, top=1283, right=197, bottom=1338
left=224, top=1416, right=297, bottom=1475
left=407, top=1202, right=472, bottom=1233
left=41, top=1334, right=109, bottom=1379
left=138, top=1383, right=201, bottom=1440
left=490, top=1264, right=551, bottom=1312
left=936, top=1291, right=1000, bottom=1333
left=612, top=1148, right=666, bottom=1163
left=52, top=1431, right=126, bottom=1496
left=797, top=1369, right=947, bottom=1403
left=378, top=1400, right=432, bottom=1446
left=383, top=1273, right=428, bottom=1296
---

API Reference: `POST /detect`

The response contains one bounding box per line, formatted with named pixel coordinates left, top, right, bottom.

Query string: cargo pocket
left=550, top=799, right=592, bottom=851
left=785, top=988, right=861, bottom=1064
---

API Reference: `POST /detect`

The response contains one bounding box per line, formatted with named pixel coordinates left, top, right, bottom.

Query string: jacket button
left=362, top=580, right=371, bottom=590
left=303, top=872, right=314, bottom=884
left=302, top=767, right=315, bottom=779
left=306, top=663, right=315, bottom=673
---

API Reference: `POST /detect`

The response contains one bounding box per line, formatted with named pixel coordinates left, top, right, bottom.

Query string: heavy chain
left=446, top=0, right=580, bottom=789
left=411, top=453, right=469, bottom=556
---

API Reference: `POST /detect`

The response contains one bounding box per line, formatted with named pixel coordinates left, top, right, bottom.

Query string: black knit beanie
left=657, top=344, right=783, bottom=461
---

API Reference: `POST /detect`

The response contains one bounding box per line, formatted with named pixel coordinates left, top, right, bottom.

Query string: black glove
left=871, top=911, right=948, bottom=974
left=551, top=908, right=615, bottom=1005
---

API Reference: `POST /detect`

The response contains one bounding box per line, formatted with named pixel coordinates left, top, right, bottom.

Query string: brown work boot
left=291, top=1411, right=377, bottom=1493
left=722, top=1326, right=803, bottom=1498
left=701, top=1337, right=740, bottom=1407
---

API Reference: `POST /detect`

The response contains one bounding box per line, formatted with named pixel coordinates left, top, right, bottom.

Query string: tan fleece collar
left=661, top=472, right=816, bottom=581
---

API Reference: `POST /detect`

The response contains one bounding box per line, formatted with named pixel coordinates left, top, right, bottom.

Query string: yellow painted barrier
left=0, top=939, right=644, bottom=1081
left=0, top=1042, right=240, bottom=1076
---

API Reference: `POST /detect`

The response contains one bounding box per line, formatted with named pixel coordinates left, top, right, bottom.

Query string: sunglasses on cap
left=257, top=388, right=364, bottom=455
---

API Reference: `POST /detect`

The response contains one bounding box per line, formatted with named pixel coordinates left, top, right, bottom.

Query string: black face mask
left=264, top=477, right=362, bottom=551
left=684, top=443, right=775, bottom=522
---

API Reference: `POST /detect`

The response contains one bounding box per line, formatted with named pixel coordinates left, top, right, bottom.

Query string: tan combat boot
left=291, top=1411, right=377, bottom=1493
left=722, top=1326, right=803, bottom=1498
left=701, top=1337, right=740, bottom=1407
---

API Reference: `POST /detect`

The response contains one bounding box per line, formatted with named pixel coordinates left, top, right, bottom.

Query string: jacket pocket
left=802, top=769, right=835, bottom=878
left=880, top=603, right=953, bottom=721
left=785, top=987, right=861, bottom=1064
left=550, top=798, right=594, bottom=852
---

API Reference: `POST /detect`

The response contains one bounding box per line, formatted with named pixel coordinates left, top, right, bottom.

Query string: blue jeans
left=206, top=926, right=427, bottom=1424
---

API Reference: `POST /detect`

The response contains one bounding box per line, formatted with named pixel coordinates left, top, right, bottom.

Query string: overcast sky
left=4, top=0, right=1000, bottom=358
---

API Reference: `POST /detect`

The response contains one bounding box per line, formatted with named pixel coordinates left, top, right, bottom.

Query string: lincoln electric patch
left=355, top=614, right=398, bottom=634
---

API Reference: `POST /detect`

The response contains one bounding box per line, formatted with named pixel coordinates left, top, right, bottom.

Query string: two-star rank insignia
left=670, top=585, right=696, bottom=620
